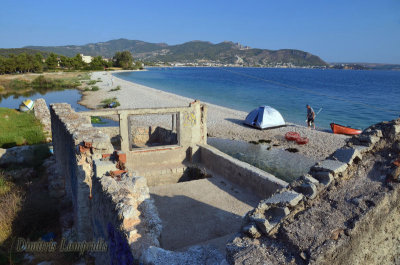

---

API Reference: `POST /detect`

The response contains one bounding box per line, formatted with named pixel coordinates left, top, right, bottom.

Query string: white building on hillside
left=80, top=54, right=93, bottom=63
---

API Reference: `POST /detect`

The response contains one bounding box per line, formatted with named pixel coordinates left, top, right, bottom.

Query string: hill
left=25, top=38, right=328, bottom=67
left=0, top=48, right=50, bottom=57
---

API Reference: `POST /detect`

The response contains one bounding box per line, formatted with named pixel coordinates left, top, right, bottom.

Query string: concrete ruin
left=48, top=100, right=285, bottom=264
left=46, top=98, right=400, bottom=264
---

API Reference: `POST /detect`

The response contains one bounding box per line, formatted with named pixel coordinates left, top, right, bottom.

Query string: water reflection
left=0, top=89, right=118, bottom=127
left=207, top=137, right=317, bottom=182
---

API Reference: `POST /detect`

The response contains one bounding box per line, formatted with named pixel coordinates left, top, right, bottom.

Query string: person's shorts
left=307, top=118, right=314, bottom=125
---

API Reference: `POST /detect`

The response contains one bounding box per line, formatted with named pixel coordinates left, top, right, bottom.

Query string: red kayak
left=285, top=132, right=300, bottom=141
left=330, top=123, right=362, bottom=135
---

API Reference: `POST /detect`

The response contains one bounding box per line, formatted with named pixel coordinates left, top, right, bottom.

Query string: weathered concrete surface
left=198, top=144, right=287, bottom=198
left=332, top=147, right=362, bottom=164
left=149, top=176, right=260, bottom=251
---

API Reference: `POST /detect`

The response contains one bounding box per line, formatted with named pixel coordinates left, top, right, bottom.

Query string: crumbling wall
left=34, top=98, right=52, bottom=142
left=50, top=103, right=113, bottom=240
left=227, top=118, right=400, bottom=265
left=51, top=103, right=162, bottom=263
left=91, top=159, right=162, bottom=263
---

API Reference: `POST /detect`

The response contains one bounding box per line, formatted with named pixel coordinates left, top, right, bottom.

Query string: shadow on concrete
left=151, top=193, right=243, bottom=251
left=149, top=177, right=260, bottom=251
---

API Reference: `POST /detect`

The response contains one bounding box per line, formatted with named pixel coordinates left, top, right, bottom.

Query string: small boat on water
left=19, top=99, right=34, bottom=112
left=330, top=123, right=362, bottom=135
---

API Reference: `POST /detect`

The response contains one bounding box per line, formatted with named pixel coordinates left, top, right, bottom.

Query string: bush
left=109, top=85, right=120, bottom=92
left=101, top=97, right=120, bottom=108
left=87, top=80, right=97, bottom=85
left=91, top=86, right=99, bottom=91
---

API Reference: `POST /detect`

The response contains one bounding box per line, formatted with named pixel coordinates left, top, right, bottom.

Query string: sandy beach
left=79, top=71, right=348, bottom=160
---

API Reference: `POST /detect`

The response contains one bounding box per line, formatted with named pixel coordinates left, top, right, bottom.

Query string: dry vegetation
left=0, top=72, right=90, bottom=96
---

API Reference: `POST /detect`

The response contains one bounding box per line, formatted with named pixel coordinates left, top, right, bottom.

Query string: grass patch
left=0, top=108, right=47, bottom=148
left=91, top=116, right=106, bottom=124
left=109, top=85, right=121, bottom=92
left=84, top=85, right=99, bottom=92
left=86, top=80, right=97, bottom=85
left=101, top=97, right=120, bottom=108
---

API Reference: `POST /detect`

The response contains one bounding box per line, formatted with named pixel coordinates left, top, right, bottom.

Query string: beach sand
left=79, top=71, right=348, bottom=160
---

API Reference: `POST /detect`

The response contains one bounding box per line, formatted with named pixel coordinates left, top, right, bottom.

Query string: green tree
left=113, top=51, right=134, bottom=69
left=4, top=55, right=17, bottom=74
left=89, top=56, right=108, bottom=70
left=0, top=56, right=6, bottom=74
left=33, top=53, right=44, bottom=72
left=46, top=53, right=58, bottom=70
left=71, top=54, right=86, bottom=70
left=133, top=61, right=144, bottom=70
left=59, top=55, right=73, bottom=69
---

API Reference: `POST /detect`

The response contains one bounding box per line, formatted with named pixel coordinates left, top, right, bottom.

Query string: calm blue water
left=0, top=89, right=118, bottom=127
left=0, top=89, right=87, bottom=111
left=115, top=68, right=400, bottom=130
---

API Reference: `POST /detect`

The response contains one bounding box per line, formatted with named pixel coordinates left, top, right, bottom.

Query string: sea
left=115, top=67, right=400, bottom=130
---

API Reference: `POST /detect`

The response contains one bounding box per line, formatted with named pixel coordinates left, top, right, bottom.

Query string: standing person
left=306, top=104, right=315, bottom=129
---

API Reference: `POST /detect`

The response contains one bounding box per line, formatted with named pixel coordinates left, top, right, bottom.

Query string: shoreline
left=79, top=71, right=348, bottom=160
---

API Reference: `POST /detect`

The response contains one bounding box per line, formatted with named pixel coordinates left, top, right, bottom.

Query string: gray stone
left=94, top=159, right=116, bottom=177
left=313, top=171, right=334, bottom=186
left=359, top=135, right=380, bottom=146
left=300, top=174, right=319, bottom=185
left=353, top=145, right=371, bottom=154
left=391, top=124, right=400, bottom=137
left=295, top=182, right=318, bottom=199
left=242, top=224, right=261, bottom=238
left=265, top=206, right=290, bottom=224
left=332, top=148, right=362, bottom=165
left=250, top=213, right=275, bottom=235
left=312, top=160, right=348, bottom=175
left=263, top=190, right=303, bottom=207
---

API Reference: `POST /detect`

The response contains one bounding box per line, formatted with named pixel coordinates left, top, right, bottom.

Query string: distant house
left=80, top=54, right=93, bottom=64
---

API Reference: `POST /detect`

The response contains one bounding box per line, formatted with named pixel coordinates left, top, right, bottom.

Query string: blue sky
left=0, top=0, right=399, bottom=63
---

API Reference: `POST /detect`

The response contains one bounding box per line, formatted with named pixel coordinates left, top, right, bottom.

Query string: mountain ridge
left=24, top=38, right=328, bottom=67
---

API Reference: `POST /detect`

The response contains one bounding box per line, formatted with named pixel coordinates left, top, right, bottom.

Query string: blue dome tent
left=244, top=106, right=286, bottom=129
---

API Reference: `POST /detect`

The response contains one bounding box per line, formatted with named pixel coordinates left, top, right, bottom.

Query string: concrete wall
left=81, top=101, right=207, bottom=172
left=198, top=144, right=288, bottom=198
left=131, top=126, right=177, bottom=148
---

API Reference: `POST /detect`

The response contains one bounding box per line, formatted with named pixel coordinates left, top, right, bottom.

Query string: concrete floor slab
left=149, top=176, right=261, bottom=251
